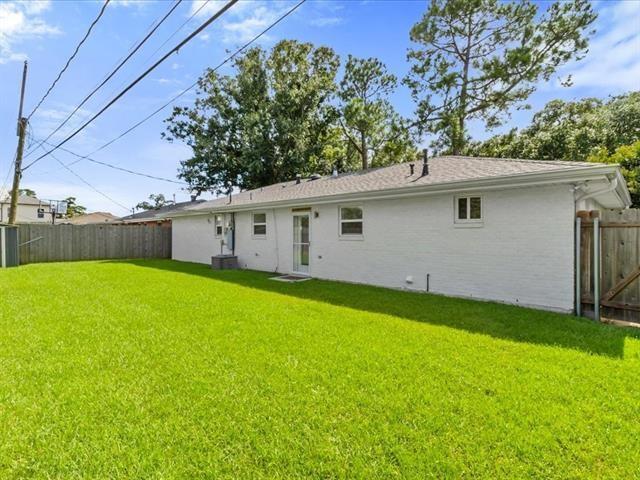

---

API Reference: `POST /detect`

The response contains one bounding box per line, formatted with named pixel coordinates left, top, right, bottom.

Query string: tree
left=136, top=194, right=173, bottom=211
left=18, top=188, right=36, bottom=197
left=588, top=142, right=640, bottom=208
left=468, top=92, right=640, bottom=161
left=61, top=197, right=86, bottom=218
left=165, top=40, right=340, bottom=195
left=338, top=55, right=416, bottom=170
left=405, top=0, right=597, bottom=154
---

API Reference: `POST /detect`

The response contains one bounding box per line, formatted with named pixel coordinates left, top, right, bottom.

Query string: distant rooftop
left=63, top=212, right=118, bottom=225
left=0, top=191, right=48, bottom=206
left=119, top=199, right=205, bottom=222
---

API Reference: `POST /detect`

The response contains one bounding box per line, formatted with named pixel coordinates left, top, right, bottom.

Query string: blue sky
left=0, top=0, right=638, bottom=214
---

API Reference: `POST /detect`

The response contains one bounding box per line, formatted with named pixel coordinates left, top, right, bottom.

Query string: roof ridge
left=438, top=154, right=596, bottom=167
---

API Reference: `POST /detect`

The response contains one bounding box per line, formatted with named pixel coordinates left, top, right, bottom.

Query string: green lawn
left=0, top=260, right=639, bottom=478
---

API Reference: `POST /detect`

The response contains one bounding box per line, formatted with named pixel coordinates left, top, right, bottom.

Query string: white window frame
left=339, top=205, right=364, bottom=239
left=252, top=211, right=267, bottom=238
left=214, top=214, right=223, bottom=237
left=454, top=195, right=483, bottom=226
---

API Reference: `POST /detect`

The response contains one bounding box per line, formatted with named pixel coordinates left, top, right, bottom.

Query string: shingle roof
left=119, top=200, right=205, bottom=222
left=0, top=194, right=47, bottom=206
left=182, top=155, right=603, bottom=212
left=64, top=212, right=118, bottom=225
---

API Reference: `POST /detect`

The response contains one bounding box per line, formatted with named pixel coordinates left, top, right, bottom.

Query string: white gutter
left=575, top=170, right=631, bottom=209
left=576, top=177, right=618, bottom=204
left=169, top=164, right=628, bottom=218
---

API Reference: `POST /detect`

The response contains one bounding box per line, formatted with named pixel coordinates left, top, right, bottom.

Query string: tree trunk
left=361, top=130, right=368, bottom=170
left=453, top=15, right=473, bottom=156
left=453, top=115, right=465, bottom=156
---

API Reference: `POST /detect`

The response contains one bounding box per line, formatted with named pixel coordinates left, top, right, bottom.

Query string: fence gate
left=579, top=209, right=640, bottom=324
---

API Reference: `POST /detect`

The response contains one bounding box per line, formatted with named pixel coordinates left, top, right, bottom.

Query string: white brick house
left=0, top=192, right=52, bottom=224
left=168, top=156, right=631, bottom=313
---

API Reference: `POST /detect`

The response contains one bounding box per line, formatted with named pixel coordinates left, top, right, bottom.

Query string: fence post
left=575, top=216, right=581, bottom=317
left=593, top=214, right=600, bottom=321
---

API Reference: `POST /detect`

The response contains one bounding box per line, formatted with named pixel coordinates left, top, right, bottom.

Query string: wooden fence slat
left=582, top=208, right=640, bottom=323
left=18, top=223, right=171, bottom=264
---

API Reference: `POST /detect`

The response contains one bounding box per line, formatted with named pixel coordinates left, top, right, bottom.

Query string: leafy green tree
left=405, top=0, right=597, bottom=154
left=338, top=55, right=416, bottom=170
left=588, top=142, right=640, bottom=207
left=165, top=40, right=340, bottom=195
left=136, top=194, right=173, bottom=211
left=18, top=188, right=37, bottom=197
left=468, top=92, right=640, bottom=161
left=61, top=197, right=87, bottom=218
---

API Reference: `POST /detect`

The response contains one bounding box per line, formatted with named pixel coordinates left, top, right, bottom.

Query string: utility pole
left=8, top=61, right=28, bottom=225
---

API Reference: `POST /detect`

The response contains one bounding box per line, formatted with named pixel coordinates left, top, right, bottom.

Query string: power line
left=66, top=0, right=306, bottom=167
left=36, top=138, right=187, bottom=185
left=53, top=0, right=213, bottom=151
left=0, top=151, right=18, bottom=197
left=27, top=0, right=111, bottom=120
left=26, top=0, right=184, bottom=158
left=34, top=144, right=130, bottom=213
left=138, top=0, right=211, bottom=69
left=23, top=0, right=238, bottom=171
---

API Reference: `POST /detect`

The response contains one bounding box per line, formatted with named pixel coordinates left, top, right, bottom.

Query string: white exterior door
left=292, top=213, right=310, bottom=274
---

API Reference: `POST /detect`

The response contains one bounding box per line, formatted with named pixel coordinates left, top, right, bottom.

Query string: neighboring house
left=62, top=212, right=118, bottom=225
left=117, top=199, right=205, bottom=225
left=168, top=156, right=631, bottom=313
left=0, top=193, right=52, bottom=224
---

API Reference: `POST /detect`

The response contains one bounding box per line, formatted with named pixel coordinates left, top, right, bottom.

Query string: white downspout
left=574, top=179, right=616, bottom=322
left=272, top=208, right=279, bottom=273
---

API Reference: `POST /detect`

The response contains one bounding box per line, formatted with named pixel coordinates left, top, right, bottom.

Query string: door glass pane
left=293, top=214, right=310, bottom=273
left=470, top=197, right=481, bottom=219
left=293, top=216, right=301, bottom=243
left=300, top=216, right=309, bottom=243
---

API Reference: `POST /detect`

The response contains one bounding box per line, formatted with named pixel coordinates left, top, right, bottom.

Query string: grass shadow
left=111, top=259, right=640, bottom=359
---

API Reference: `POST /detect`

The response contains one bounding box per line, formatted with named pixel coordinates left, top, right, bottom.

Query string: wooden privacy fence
left=18, top=223, right=171, bottom=264
left=579, top=209, right=640, bottom=324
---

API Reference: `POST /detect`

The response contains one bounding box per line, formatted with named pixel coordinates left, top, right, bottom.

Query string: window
left=340, top=206, right=363, bottom=236
left=214, top=214, right=223, bottom=237
left=253, top=212, right=267, bottom=236
left=456, top=196, right=482, bottom=223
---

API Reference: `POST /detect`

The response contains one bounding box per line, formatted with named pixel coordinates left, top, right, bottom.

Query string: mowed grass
left=0, top=260, right=639, bottom=479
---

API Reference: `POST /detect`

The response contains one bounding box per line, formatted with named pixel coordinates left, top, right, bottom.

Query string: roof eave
left=613, top=168, right=633, bottom=208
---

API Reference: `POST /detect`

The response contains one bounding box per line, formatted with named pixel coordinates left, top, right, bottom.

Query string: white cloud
left=26, top=102, right=101, bottom=156
left=153, top=77, right=181, bottom=86
left=310, top=17, right=343, bottom=27
left=21, top=178, right=133, bottom=214
left=22, top=0, right=52, bottom=15
left=0, top=1, right=60, bottom=64
left=108, top=0, right=154, bottom=8
left=222, top=6, right=276, bottom=43
left=189, top=0, right=300, bottom=44
left=556, top=0, right=640, bottom=91
left=190, top=0, right=254, bottom=18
